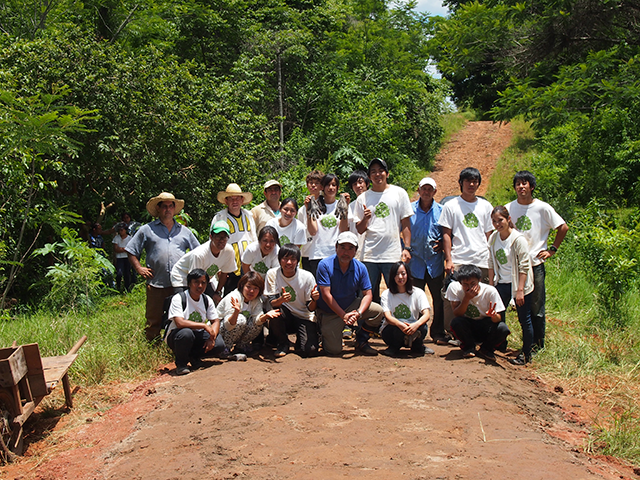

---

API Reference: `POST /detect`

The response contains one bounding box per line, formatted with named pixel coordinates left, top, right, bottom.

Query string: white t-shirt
left=438, top=196, right=493, bottom=268
left=445, top=281, right=505, bottom=319
left=165, top=292, right=217, bottom=340
left=380, top=288, right=431, bottom=331
left=211, top=208, right=257, bottom=275
left=297, top=205, right=313, bottom=257
left=307, top=200, right=341, bottom=260
left=170, top=241, right=237, bottom=288
left=491, top=231, right=516, bottom=284
left=348, top=201, right=365, bottom=261
left=240, top=241, right=280, bottom=275
left=264, top=267, right=316, bottom=322
left=506, top=199, right=565, bottom=267
left=217, top=289, right=265, bottom=331
left=112, top=235, right=130, bottom=259
left=353, top=185, right=413, bottom=263
left=266, top=217, right=307, bottom=247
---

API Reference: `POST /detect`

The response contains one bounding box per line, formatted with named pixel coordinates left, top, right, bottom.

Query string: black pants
left=269, top=307, right=320, bottom=357
left=450, top=316, right=510, bottom=353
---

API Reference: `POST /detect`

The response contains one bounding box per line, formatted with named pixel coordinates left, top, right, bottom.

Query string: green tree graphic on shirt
left=466, top=304, right=481, bottom=318
left=189, top=311, right=203, bottom=323
left=242, top=310, right=250, bottom=318
left=394, top=304, right=411, bottom=320
left=496, top=248, right=508, bottom=265
left=207, top=264, right=219, bottom=277
left=280, top=235, right=291, bottom=245
left=515, top=215, right=532, bottom=231
left=321, top=215, right=337, bottom=228
left=254, top=261, right=268, bottom=274
left=375, top=202, right=390, bottom=218
left=284, top=285, right=296, bottom=302
left=463, top=212, right=479, bottom=228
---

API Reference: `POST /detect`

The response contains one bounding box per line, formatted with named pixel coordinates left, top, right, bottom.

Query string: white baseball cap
left=419, top=177, right=437, bottom=189
left=336, top=231, right=359, bottom=247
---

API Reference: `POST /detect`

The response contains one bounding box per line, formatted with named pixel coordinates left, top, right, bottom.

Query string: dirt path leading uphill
left=2, top=121, right=637, bottom=480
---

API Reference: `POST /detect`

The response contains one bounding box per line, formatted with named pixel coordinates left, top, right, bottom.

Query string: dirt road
left=3, top=121, right=635, bottom=480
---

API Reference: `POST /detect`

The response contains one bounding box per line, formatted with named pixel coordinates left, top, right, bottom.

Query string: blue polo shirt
left=409, top=200, right=444, bottom=280
left=316, top=254, right=372, bottom=313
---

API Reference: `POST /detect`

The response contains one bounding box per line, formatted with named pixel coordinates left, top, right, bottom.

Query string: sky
left=413, top=0, right=449, bottom=16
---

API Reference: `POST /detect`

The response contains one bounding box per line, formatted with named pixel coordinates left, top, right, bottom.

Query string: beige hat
left=263, top=179, right=282, bottom=190
left=217, top=183, right=253, bottom=205
left=146, top=192, right=185, bottom=217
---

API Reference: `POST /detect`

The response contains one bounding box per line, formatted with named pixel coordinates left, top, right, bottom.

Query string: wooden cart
left=0, top=336, right=87, bottom=461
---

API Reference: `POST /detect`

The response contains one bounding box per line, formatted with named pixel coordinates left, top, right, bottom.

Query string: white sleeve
left=168, top=293, right=184, bottom=320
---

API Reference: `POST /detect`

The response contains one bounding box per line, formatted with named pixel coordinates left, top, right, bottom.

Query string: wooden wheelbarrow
left=0, top=335, right=87, bottom=461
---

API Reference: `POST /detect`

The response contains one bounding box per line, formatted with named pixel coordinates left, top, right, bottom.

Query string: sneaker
left=423, top=346, right=435, bottom=355
left=190, top=358, right=206, bottom=369
left=508, top=353, right=528, bottom=366
left=477, top=348, right=496, bottom=361
left=342, top=327, right=354, bottom=339
left=448, top=338, right=462, bottom=347
left=354, top=342, right=379, bottom=356
left=274, top=349, right=288, bottom=358
left=227, top=353, right=247, bottom=361
left=380, top=347, right=400, bottom=358
left=462, top=349, right=476, bottom=358
left=176, top=366, right=191, bottom=376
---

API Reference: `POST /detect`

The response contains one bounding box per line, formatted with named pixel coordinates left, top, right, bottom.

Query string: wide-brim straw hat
left=217, top=183, right=253, bottom=205
left=146, top=192, right=185, bottom=217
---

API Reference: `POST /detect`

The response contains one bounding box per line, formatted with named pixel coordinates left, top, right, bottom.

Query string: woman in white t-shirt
left=380, top=262, right=433, bottom=357
left=266, top=198, right=307, bottom=247
left=217, top=271, right=281, bottom=359
left=112, top=222, right=134, bottom=292
left=166, top=268, right=221, bottom=375
left=487, top=205, right=534, bottom=365
left=241, top=226, right=280, bottom=276
left=305, top=174, right=349, bottom=276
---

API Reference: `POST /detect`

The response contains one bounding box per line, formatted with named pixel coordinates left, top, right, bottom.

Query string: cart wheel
left=0, top=391, right=18, bottom=464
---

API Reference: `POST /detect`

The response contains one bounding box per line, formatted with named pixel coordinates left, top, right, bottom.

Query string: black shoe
left=477, top=348, right=496, bottom=361
left=508, top=353, right=529, bottom=365
left=355, top=342, right=378, bottom=356
left=380, top=347, right=400, bottom=358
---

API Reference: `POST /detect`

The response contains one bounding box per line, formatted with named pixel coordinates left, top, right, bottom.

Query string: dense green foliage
left=428, top=0, right=640, bottom=207
left=0, top=0, right=447, bottom=307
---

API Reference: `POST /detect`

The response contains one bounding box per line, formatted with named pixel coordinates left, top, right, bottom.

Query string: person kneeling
left=446, top=264, right=509, bottom=361
left=165, top=268, right=224, bottom=375
left=265, top=244, right=320, bottom=358
left=217, top=271, right=281, bottom=360
left=380, top=262, right=433, bottom=357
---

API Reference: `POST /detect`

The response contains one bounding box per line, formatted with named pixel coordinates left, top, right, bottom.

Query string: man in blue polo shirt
left=316, top=232, right=384, bottom=356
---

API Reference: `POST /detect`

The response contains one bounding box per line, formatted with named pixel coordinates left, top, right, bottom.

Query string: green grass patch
left=440, top=110, right=476, bottom=144
left=0, top=284, right=172, bottom=386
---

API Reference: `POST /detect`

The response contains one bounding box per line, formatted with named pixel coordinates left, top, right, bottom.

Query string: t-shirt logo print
left=207, top=264, right=219, bottom=277
left=321, top=216, right=337, bottom=228
left=394, top=304, right=411, bottom=320
left=280, top=235, right=290, bottom=245
left=496, top=248, right=508, bottom=265
left=463, top=212, right=479, bottom=228
left=242, top=310, right=250, bottom=318
left=254, top=261, right=268, bottom=274
left=189, top=311, right=203, bottom=323
left=374, top=202, right=390, bottom=218
left=284, top=285, right=296, bottom=302
left=515, top=215, right=532, bottom=231
left=466, top=304, right=480, bottom=318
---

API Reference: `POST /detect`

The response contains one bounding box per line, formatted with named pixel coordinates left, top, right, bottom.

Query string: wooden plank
left=0, top=347, right=28, bottom=388
left=21, top=344, right=48, bottom=398
left=42, top=354, right=78, bottom=388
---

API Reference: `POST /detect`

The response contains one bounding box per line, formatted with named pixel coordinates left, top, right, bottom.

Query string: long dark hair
left=388, top=261, right=413, bottom=295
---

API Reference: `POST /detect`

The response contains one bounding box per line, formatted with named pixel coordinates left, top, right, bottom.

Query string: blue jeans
left=495, top=283, right=534, bottom=360
left=364, top=262, right=394, bottom=304
left=531, top=264, right=546, bottom=349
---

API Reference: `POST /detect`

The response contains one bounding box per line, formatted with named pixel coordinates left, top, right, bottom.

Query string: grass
left=440, top=109, right=476, bottom=144
left=485, top=120, right=640, bottom=467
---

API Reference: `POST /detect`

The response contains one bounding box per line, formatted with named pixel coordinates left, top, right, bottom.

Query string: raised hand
left=485, top=302, right=497, bottom=318
left=230, top=296, right=241, bottom=313
left=281, top=286, right=292, bottom=303
left=311, top=284, right=320, bottom=302
left=363, top=204, right=372, bottom=222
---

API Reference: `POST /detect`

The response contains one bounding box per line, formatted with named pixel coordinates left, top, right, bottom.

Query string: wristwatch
left=403, top=246, right=413, bottom=253
left=548, top=245, right=558, bottom=253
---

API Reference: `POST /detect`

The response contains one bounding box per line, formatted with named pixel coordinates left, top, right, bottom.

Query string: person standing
left=506, top=170, right=568, bottom=351
left=113, top=222, right=134, bottom=292
left=211, top=183, right=257, bottom=294
left=409, top=177, right=446, bottom=344
left=126, top=192, right=200, bottom=341
left=251, top=180, right=282, bottom=233
left=353, top=158, right=413, bottom=303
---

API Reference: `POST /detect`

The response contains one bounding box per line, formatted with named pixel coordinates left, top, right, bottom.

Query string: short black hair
left=458, top=167, right=481, bottom=192
left=388, top=261, right=413, bottom=295
left=278, top=243, right=301, bottom=263
left=187, top=268, right=210, bottom=285
left=368, top=158, right=389, bottom=175
left=280, top=197, right=298, bottom=211
left=513, top=170, right=537, bottom=190
left=258, top=225, right=280, bottom=245
left=455, top=264, right=482, bottom=281
left=348, top=170, right=370, bottom=189
left=322, top=173, right=339, bottom=189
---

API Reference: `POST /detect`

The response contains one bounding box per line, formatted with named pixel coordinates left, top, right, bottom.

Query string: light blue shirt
left=125, top=219, right=199, bottom=288
left=409, top=200, right=444, bottom=280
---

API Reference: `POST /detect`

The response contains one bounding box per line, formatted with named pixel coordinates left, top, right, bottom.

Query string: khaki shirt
left=251, top=201, right=279, bottom=234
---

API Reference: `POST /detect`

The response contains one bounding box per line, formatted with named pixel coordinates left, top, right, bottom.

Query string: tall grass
left=440, top=110, right=476, bottom=144
left=0, top=284, right=172, bottom=386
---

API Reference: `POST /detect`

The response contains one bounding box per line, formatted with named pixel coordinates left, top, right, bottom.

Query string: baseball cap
left=419, top=177, right=437, bottom=189
left=210, top=220, right=231, bottom=236
left=336, top=231, right=359, bottom=247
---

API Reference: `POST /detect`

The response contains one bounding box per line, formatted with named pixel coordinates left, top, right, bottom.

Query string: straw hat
left=146, top=192, right=185, bottom=217
left=217, top=183, right=253, bottom=204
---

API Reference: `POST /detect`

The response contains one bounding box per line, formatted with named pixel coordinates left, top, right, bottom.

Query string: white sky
left=413, top=0, right=449, bottom=16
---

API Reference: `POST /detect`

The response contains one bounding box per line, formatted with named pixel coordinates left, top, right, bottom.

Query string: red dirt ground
left=2, top=121, right=638, bottom=480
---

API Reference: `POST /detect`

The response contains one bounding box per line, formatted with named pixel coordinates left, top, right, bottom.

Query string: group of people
left=123, top=159, right=567, bottom=374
